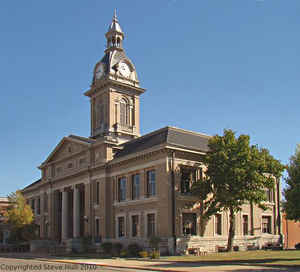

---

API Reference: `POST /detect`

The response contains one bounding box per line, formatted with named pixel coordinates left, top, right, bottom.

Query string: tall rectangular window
left=118, top=177, right=126, bottom=201
left=31, top=199, right=35, bottom=214
left=118, top=217, right=125, bottom=237
left=182, top=213, right=197, bottom=236
left=37, top=198, right=40, bottom=215
left=215, top=214, right=222, bottom=235
left=95, top=218, right=100, bottom=237
left=96, top=182, right=100, bottom=205
left=243, top=215, right=248, bottom=236
left=44, top=193, right=48, bottom=212
left=147, top=213, right=155, bottom=237
left=146, top=170, right=156, bottom=197
left=266, top=189, right=273, bottom=202
left=132, top=215, right=139, bottom=237
left=132, top=174, right=140, bottom=200
left=262, top=216, right=272, bottom=234
left=180, top=167, right=197, bottom=194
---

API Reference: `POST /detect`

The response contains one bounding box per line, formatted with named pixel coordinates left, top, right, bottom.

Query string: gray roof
left=68, top=135, right=95, bottom=144
left=23, top=179, right=42, bottom=191
left=114, top=126, right=210, bottom=159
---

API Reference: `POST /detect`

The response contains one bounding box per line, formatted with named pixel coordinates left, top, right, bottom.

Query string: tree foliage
left=201, top=129, right=284, bottom=251
left=4, top=190, right=34, bottom=228
left=283, top=144, right=300, bottom=221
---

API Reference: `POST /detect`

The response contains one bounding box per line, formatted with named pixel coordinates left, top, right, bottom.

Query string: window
left=147, top=213, right=155, bottom=237
left=67, top=162, right=73, bottom=169
left=265, top=189, right=273, bottom=202
left=118, top=217, right=125, bottom=237
left=132, top=174, right=140, bottom=200
left=79, top=157, right=86, bottom=166
left=182, top=213, right=197, bottom=236
left=56, top=167, right=62, bottom=176
left=68, top=145, right=72, bottom=153
left=96, top=182, right=100, bottom=205
left=146, top=170, right=156, bottom=197
left=45, top=223, right=49, bottom=238
left=215, top=214, right=222, bottom=235
left=118, top=177, right=126, bottom=201
left=180, top=167, right=198, bottom=194
left=37, top=198, right=40, bottom=215
left=243, top=215, right=248, bottom=236
left=44, top=193, right=48, bottom=212
left=31, top=199, right=35, bottom=213
left=95, top=218, right=100, bottom=237
left=262, top=216, right=272, bottom=234
left=132, top=215, right=139, bottom=237
left=120, top=98, right=129, bottom=126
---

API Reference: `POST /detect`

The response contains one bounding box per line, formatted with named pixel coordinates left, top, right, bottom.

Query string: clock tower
left=84, top=11, right=145, bottom=142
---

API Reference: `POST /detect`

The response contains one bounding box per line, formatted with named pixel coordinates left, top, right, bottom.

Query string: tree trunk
left=227, top=208, right=236, bottom=252
left=199, top=200, right=208, bottom=237
left=199, top=217, right=209, bottom=237
left=250, top=202, right=254, bottom=235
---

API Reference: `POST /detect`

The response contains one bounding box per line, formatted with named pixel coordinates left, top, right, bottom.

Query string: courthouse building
left=22, top=12, right=281, bottom=253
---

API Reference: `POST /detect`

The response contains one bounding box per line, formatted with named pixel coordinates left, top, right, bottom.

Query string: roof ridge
left=121, top=126, right=169, bottom=146
left=167, top=126, right=211, bottom=138
left=68, top=134, right=96, bottom=142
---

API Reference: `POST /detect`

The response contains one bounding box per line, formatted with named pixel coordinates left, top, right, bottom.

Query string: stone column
left=73, top=186, right=80, bottom=238
left=84, top=182, right=91, bottom=236
left=61, top=190, right=68, bottom=240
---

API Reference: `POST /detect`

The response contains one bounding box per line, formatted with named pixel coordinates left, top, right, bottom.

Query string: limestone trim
left=113, top=196, right=158, bottom=207
left=165, top=145, right=206, bottom=155
left=93, top=158, right=166, bottom=179
left=39, top=137, right=91, bottom=168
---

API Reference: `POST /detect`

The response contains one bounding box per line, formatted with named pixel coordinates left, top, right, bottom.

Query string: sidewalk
left=0, top=253, right=297, bottom=272
left=51, top=257, right=285, bottom=271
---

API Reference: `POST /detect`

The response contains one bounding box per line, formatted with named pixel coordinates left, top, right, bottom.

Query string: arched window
left=120, top=98, right=130, bottom=126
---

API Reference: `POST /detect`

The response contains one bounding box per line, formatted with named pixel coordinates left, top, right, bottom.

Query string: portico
left=54, top=184, right=86, bottom=241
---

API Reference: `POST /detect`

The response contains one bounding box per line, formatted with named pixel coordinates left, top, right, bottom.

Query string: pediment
left=41, top=135, right=93, bottom=166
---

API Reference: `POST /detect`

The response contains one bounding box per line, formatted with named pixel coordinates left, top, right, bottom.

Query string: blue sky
left=1, top=1, right=299, bottom=195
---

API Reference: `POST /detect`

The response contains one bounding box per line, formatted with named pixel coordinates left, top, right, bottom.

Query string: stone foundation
left=176, top=234, right=281, bottom=253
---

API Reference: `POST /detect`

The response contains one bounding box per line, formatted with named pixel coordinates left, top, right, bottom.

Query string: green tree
left=283, top=144, right=300, bottom=221
left=4, top=190, right=34, bottom=228
left=204, top=129, right=284, bottom=251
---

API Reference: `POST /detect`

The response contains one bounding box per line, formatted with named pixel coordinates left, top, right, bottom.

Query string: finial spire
left=105, top=9, right=124, bottom=50
left=113, top=8, right=117, bottom=21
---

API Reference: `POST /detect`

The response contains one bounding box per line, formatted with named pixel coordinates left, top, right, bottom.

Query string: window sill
left=114, top=197, right=158, bottom=207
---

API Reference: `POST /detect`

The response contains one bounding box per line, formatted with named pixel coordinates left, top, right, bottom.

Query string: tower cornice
left=84, top=78, right=146, bottom=98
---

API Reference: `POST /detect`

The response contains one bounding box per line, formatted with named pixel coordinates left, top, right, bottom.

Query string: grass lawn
left=164, top=250, right=300, bottom=266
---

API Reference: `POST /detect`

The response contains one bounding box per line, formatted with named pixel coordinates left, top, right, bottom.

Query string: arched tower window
left=120, top=98, right=130, bottom=126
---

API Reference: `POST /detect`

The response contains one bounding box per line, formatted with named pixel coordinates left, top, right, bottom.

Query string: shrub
left=127, top=243, right=141, bottom=257
left=295, top=243, right=300, bottom=249
left=150, top=250, right=160, bottom=259
left=149, top=236, right=161, bottom=250
left=120, top=250, right=127, bottom=257
left=112, top=242, right=123, bottom=256
left=138, top=251, right=148, bottom=258
left=101, top=242, right=113, bottom=255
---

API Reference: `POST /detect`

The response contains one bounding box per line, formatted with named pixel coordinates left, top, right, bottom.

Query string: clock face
left=119, top=62, right=131, bottom=77
left=95, top=63, right=104, bottom=79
